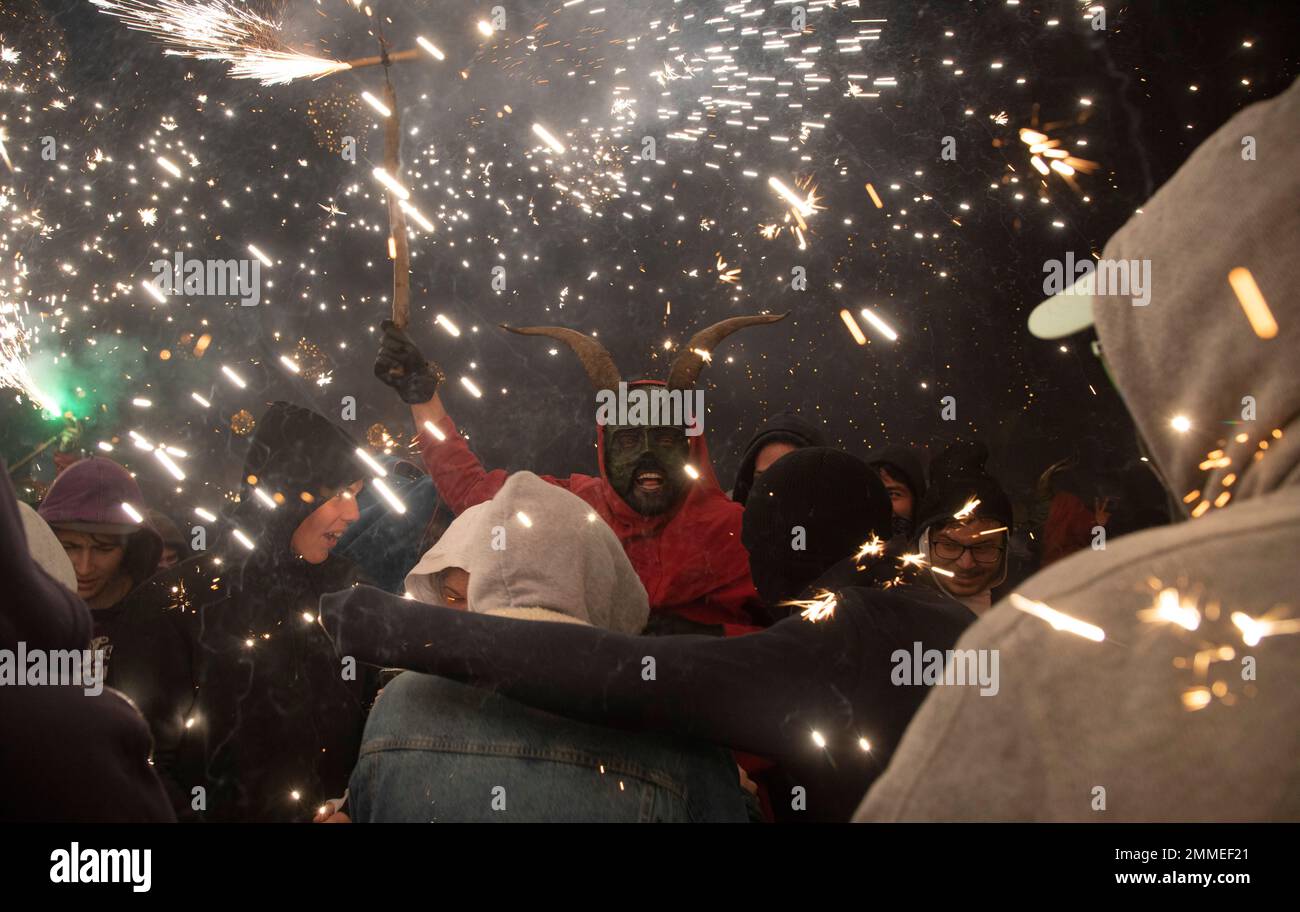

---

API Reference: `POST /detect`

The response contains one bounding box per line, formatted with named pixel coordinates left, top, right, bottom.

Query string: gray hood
left=405, top=472, right=649, bottom=633
left=856, top=80, right=1300, bottom=823
left=19, top=502, right=78, bottom=593
left=1093, top=76, right=1300, bottom=512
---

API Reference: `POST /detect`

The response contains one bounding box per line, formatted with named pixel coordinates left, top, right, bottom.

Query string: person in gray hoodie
left=322, top=452, right=974, bottom=822
left=345, top=471, right=751, bottom=822
left=856, top=77, right=1300, bottom=822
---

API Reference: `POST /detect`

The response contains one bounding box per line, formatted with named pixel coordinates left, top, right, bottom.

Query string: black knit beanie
left=741, top=447, right=893, bottom=604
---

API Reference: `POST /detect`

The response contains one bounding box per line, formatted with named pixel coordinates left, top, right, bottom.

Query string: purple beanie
left=38, top=457, right=164, bottom=585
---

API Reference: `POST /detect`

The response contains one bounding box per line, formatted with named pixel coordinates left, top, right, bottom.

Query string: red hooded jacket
left=1040, top=490, right=1098, bottom=568
left=416, top=386, right=760, bottom=633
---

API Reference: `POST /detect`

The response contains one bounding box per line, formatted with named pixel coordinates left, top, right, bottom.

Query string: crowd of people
left=2, top=77, right=1296, bottom=824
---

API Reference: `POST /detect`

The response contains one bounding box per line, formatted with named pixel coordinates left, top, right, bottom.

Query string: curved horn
left=666, top=313, right=788, bottom=390
left=500, top=324, right=623, bottom=391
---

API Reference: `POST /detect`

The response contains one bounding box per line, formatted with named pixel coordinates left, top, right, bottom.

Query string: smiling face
left=290, top=480, right=363, bottom=564
left=605, top=425, right=691, bottom=516
left=55, top=529, right=130, bottom=608
left=929, top=517, right=1007, bottom=598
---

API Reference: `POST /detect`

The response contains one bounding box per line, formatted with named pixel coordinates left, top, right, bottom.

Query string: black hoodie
left=910, top=441, right=1017, bottom=609
left=729, top=411, right=826, bottom=505
left=867, top=445, right=928, bottom=539
left=0, top=468, right=173, bottom=822
left=110, top=403, right=377, bottom=821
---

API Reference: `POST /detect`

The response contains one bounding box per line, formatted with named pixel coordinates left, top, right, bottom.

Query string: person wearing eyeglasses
left=860, top=77, right=1300, bottom=823
left=912, top=466, right=1015, bottom=617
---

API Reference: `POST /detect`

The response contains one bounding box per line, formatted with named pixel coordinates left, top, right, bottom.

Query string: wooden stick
left=344, top=48, right=419, bottom=70
left=8, top=433, right=60, bottom=475
left=383, top=79, right=411, bottom=329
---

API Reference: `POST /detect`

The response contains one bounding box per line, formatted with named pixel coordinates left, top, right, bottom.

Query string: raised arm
left=373, top=320, right=509, bottom=511
left=373, top=321, right=587, bottom=512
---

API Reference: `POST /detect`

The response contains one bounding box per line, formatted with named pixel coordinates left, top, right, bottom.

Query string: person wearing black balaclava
left=110, top=403, right=377, bottom=821
left=318, top=447, right=974, bottom=822
left=729, top=411, right=826, bottom=505
left=740, top=447, right=902, bottom=619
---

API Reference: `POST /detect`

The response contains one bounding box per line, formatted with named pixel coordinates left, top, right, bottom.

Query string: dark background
left=3, top=0, right=1296, bottom=520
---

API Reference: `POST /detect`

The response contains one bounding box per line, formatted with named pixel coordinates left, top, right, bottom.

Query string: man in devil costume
left=374, top=315, right=785, bottom=635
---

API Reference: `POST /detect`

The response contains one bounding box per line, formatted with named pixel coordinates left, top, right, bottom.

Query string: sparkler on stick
left=382, top=75, right=411, bottom=329
left=90, top=1, right=422, bottom=86
left=91, top=0, right=435, bottom=327
left=91, top=0, right=344, bottom=85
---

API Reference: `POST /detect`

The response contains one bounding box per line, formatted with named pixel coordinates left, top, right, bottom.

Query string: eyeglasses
left=931, top=536, right=1005, bottom=565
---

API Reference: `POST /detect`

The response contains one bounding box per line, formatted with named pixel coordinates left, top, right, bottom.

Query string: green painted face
left=604, top=425, right=691, bottom=516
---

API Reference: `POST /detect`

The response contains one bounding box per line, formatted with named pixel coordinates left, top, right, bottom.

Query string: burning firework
left=1016, top=125, right=1099, bottom=188
left=90, top=0, right=352, bottom=86
left=783, top=589, right=839, bottom=623
left=0, top=306, right=61, bottom=416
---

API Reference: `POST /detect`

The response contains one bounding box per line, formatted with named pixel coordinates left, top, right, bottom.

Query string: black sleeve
left=320, top=585, right=876, bottom=763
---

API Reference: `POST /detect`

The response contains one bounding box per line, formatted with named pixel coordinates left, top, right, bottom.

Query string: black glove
left=374, top=319, right=444, bottom=404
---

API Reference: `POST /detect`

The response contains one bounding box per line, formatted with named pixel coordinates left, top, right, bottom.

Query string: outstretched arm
left=320, top=584, right=974, bottom=821
left=320, top=584, right=867, bottom=763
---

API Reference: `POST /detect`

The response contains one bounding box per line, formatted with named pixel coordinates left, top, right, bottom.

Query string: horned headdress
left=500, top=313, right=788, bottom=390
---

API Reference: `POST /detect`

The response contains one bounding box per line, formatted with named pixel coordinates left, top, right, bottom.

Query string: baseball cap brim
left=1027, top=272, right=1096, bottom=340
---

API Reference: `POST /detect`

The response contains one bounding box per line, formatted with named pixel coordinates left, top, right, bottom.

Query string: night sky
left=3, top=0, right=1297, bottom=524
